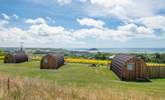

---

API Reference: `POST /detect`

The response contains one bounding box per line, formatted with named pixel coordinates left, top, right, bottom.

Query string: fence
left=146, top=66, right=165, bottom=78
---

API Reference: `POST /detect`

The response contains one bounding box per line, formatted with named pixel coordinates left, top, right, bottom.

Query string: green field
left=0, top=61, right=165, bottom=98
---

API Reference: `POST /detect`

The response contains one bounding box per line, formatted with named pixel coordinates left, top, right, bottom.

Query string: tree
left=94, top=52, right=107, bottom=60
left=155, top=53, right=160, bottom=59
left=160, top=54, right=165, bottom=63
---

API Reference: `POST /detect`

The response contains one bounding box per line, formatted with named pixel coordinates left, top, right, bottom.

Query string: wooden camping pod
left=110, top=54, right=147, bottom=81
left=40, top=53, right=64, bottom=69
left=4, top=52, right=28, bottom=63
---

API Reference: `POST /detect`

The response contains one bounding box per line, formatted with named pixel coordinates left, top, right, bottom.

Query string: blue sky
left=0, top=0, right=165, bottom=48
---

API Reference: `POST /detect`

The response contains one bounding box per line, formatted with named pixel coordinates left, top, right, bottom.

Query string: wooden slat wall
left=111, top=57, right=124, bottom=80
left=146, top=66, right=165, bottom=78
left=56, top=54, right=64, bottom=68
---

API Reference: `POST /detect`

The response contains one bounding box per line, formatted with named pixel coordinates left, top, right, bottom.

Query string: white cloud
left=25, top=0, right=165, bottom=21
left=116, top=23, right=154, bottom=39
left=26, top=17, right=47, bottom=24
left=1, top=13, right=10, bottom=20
left=26, top=23, right=85, bottom=46
left=57, top=0, right=72, bottom=5
left=85, top=0, right=165, bottom=20
left=0, top=26, right=36, bottom=44
left=72, top=22, right=155, bottom=41
left=24, top=0, right=165, bottom=22
left=77, top=18, right=105, bottom=28
left=79, top=0, right=87, bottom=2
left=46, top=17, right=56, bottom=24
left=136, top=16, right=165, bottom=31
left=0, top=16, right=163, bottom=47
left=12, top=14, right=19, bottom=19
left=28, top=24, right=65, bottom=36
left=0, top=20, right=9, bottom=26
left=0, top=18, right=84, bottom=47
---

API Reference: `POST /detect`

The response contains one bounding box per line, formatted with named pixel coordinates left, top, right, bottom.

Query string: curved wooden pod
left=4, top=52, right=28, bottom=63
left=40, top=53, right=64, bottom=69
left=111, top=54, right=147, bottom=81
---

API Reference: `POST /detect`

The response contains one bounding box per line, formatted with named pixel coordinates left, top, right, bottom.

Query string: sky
left=0, top=0, right=165, bottom=48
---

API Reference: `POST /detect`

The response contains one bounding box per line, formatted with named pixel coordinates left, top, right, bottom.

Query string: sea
left=67, top=48, right=165, bottom=53
left=1, top=47, right=165, bottom=53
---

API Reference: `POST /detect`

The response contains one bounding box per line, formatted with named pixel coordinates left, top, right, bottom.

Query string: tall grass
left=0, top=74, right=164, bottom=100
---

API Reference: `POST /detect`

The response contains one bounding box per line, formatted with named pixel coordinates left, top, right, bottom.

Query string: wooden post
left=7, top=78, right=10, bottom=91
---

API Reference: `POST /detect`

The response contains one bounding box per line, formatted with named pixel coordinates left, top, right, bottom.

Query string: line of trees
left=65, top=52, right=112, bottom=60
left=136, top=53, right=165, bottom=63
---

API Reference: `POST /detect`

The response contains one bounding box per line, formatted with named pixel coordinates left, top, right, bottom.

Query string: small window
left=43, top=59, right=48, bottom=64
left=127, top=63, right=134, bottom=70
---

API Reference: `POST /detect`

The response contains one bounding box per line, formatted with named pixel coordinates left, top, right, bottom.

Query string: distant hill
left=88, top=48, right=98, bottom=51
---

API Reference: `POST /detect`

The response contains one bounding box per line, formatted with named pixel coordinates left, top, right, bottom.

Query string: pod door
left=126, top=63, right=135, bottom=80
left=135, top=60, right=145, bottom=80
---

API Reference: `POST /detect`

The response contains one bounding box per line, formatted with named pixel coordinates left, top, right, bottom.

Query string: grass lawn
left=0, top=60, right=165, bottom=97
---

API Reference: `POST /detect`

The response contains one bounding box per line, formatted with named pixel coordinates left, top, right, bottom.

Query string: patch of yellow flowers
left=0, top=56, right=4, bottom=60
left=146, top=63, right=165, bottom=67
left=65, top=58, right=111, bottom=65
left=31, top=56, right=41, bottom=61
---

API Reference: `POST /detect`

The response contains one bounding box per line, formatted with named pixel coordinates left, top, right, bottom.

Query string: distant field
left=0, top=60, right=165, bottom=99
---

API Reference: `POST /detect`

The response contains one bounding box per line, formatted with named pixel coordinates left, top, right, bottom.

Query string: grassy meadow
left=0, top=60, right=165, bottom=99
